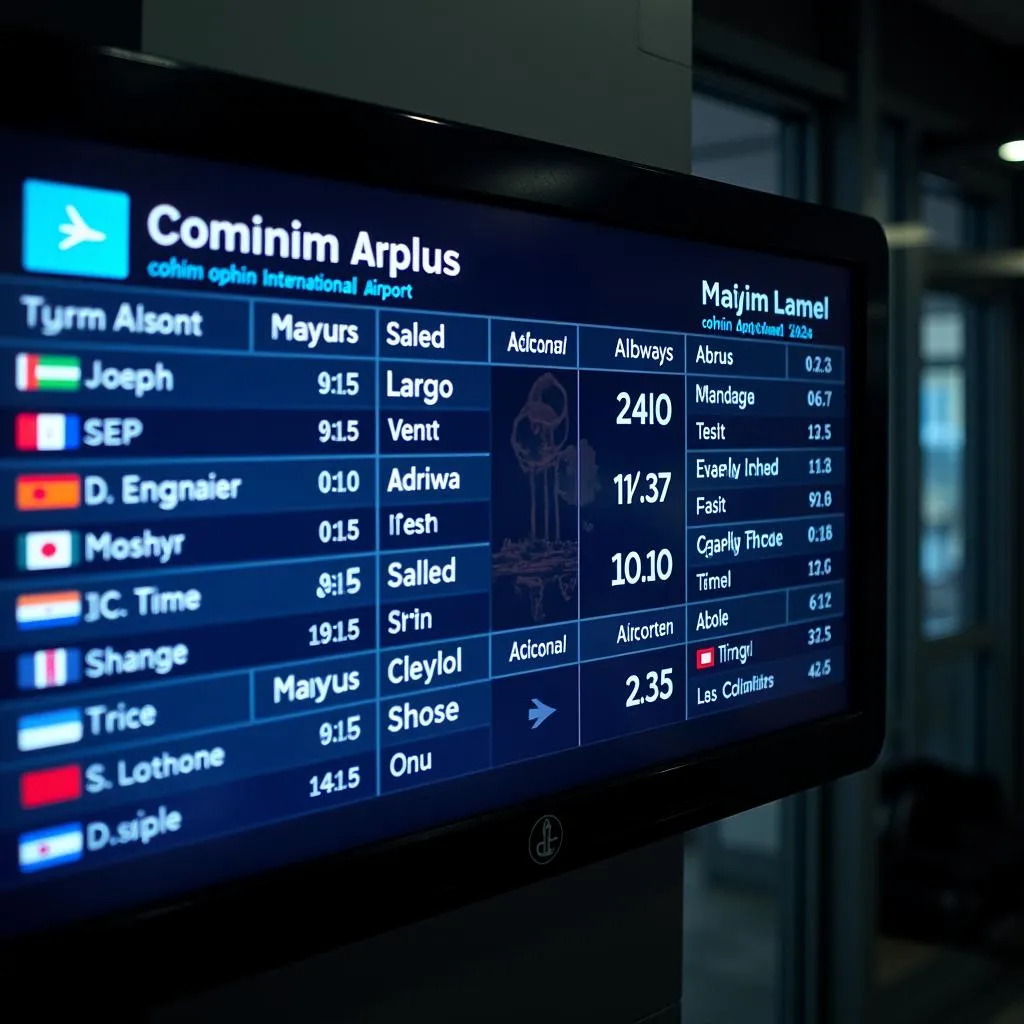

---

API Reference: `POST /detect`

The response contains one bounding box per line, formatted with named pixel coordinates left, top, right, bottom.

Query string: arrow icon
left=528, top=698, right=556, bottom=730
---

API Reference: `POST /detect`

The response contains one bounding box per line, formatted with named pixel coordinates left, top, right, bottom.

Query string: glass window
left=691, top=94, right=782, bottom=195
left=919, top=295, right=968, bottom=638
left=685, top=93, right=792, bottom=1024
left=874, top=120, right=900, bottom=222
left=918, top=653, right=981, bottom=770
left=921, top=173, right=970, bottom=248
left=920, top=296, right=966, bottom=360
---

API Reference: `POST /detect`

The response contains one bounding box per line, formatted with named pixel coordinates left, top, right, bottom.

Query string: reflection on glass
left=684, top=94, right=785, bottom=1024
left=920, top=294, right=966, bottom=360
left=919, top=296, right=967, bottom=638
left=691, top=94, right=781, bottom=195
left=921, top=174, right=969, bottom=249
left=684, top=828, right=779, bottom=1024
left=918, top=655, right=979, bottom=769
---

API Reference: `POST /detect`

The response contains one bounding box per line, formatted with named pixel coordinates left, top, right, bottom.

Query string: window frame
left=912, top=171, right=1012, bottom=790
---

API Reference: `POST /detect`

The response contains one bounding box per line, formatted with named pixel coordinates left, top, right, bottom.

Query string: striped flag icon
left=18, top=823, right=83, bottom=873
left=17, top=647, right=82, bottom=689
left=15, top=353, right=81, bottom=392
left=15, top=413, right=80, bottom=452
left=15, top=591, right=82, bottom=630
left=17, top=708, right=83, bottom=751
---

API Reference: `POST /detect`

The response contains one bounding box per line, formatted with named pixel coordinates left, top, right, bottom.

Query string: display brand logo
left=22, top=179, right=130, bottom=280
left=528, top=814, right=563, bottom=865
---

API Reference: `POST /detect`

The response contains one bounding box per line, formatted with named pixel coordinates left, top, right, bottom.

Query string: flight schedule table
left=0, top=278, right=845, bottom=868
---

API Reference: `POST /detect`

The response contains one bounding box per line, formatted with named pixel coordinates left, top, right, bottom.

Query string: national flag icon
left=15, top=590, right=82, bottom=630
left=19, top=763, right=82, bottom=809
left=17, top=708, right=83, bottom=752
left=15, top=473, right=82, bottom=511
left=696, top=646, right=716, bottom=670
left=18, top=822, right=83, bottom=873
left=17, top=647, right=81, bottom=690
left=15, top=412, right=80, bottom=452
left=15, top=353, right=81, bottom=392
left=16, top=529, right=80, bottom=572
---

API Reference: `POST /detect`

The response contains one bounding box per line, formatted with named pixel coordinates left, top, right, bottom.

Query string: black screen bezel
left=0, top=30, right=888, bottom=1006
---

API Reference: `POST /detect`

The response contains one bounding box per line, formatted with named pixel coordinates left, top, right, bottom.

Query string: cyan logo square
left=22, top=179, right=130, bottom=280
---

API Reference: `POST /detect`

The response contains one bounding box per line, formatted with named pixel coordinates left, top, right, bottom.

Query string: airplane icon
left=57, top=205, right=107, bottom=251
left=23, top=179, right=129, bottom=280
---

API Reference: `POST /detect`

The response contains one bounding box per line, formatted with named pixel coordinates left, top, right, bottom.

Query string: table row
left=0, top=590, right=845, bottom=703
left=1, top=282, right=846, bottom=379
left=0, top=490, right=845, bottom=586
left=0, top=448, right=846, bottom=528
left=0, top=529, right=844, bottom=652
left=3, top=384, right=845, bottom=463
left=0, top=633, right=845, bottom=826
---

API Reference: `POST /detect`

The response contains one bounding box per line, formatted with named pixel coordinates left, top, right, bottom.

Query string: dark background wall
left=1, top=1, right=141, bottom=48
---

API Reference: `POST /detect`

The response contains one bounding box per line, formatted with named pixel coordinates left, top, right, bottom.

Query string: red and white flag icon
left=696, top=646, right=715, bottom=670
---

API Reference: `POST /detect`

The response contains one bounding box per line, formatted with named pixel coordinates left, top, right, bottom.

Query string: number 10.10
left=612, top=548, right=673, bottom=587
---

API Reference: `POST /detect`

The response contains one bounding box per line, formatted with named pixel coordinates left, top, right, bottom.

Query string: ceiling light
left=998, top=140, right=1024, bottom=162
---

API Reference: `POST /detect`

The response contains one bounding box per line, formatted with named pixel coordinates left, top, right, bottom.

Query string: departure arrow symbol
left=528, top=698, right=556, bottom=729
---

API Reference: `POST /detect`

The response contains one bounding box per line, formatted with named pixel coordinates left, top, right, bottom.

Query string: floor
left=681, top=835, right=777, bottom=1024
left=989, top=1000, right=1024, bottom=1024
left=680, top=832, right=1024, bottom=1024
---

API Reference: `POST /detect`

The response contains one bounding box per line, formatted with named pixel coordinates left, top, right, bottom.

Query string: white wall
left=142, top=0, right=692, bottom=172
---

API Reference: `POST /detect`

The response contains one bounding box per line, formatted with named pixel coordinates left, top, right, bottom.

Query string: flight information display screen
left=0, top=127, right=850, bottom=936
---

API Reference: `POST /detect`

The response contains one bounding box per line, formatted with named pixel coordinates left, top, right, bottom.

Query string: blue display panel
left=0, top=128, right=848, bottom=927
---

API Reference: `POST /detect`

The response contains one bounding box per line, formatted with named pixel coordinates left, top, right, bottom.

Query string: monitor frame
left=0, top=28, right=888, bottom=1004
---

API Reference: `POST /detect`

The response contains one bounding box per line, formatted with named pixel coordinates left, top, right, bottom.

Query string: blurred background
left=683, top=4, right=1024, bottom=1022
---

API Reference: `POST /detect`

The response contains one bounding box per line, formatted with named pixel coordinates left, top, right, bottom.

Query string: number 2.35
left=626, top=667, right=674, bottom=707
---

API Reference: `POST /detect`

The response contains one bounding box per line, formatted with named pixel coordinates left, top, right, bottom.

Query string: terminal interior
left=6, top=0, right=1024, bottom=1022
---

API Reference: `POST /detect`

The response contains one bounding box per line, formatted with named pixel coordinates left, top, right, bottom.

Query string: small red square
left=696, top=646, right=715, bottom=670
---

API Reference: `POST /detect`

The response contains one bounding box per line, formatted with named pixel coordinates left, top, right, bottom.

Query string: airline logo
left=17, top=530, right=80, bottom=572
left=16, top=353, right=82, bottom=392
left=19, top=763, right=82, bottom=809
left=18, top=823, right=84, bottom=873
left=17, top=647, right=81, bottom=690
left=16, top=473, right=82, bottom=511
left=15, top=412, right=80, bottom=452
left=695, top=646, right=715, bottom=670
left=16, top=591, right=82, bottom=631
left=22, top=179, right=130, bottom=280
left=17, top=708, right=83, bottom=752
